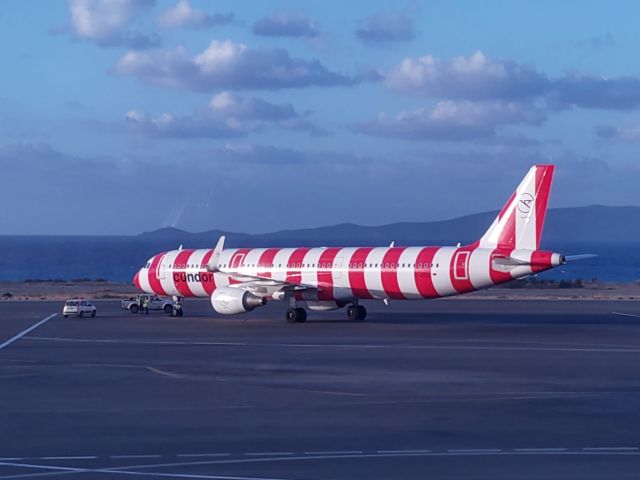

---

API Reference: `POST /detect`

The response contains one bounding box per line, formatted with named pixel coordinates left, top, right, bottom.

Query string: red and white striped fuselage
left=132, top=165, right=565, bottom=319
left=134, top=245, right=563, bottom=302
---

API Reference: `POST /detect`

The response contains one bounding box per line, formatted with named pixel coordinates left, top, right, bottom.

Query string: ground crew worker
left=138, top=295, right=144, bottom=314
left=143, top=296, right=149, bottom=315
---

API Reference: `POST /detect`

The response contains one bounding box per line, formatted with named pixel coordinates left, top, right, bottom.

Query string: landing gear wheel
left=356, top=305, right=367, bottom=320
left=286, top=308, right=307, bottom=323
left=346, top=306, right=359, bottom=320
left=130, top=304, right=139, bottom=314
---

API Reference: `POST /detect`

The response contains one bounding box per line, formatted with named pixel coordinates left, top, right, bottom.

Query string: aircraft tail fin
left=477, top=165, right=555, bottom=250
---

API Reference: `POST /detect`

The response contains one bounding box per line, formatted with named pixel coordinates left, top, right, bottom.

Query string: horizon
left=1, top=204, right=638, bottom=237
left=3, top=1, right=640, bottom=234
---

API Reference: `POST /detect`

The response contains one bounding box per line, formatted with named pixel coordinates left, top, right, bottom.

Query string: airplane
left=134, top=164, right=569, bottom=322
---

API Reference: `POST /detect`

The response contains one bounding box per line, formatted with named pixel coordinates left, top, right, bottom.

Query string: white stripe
left=363, top=247, right=387, bottom=299
left=468, top=248, right=493, bottom=290
left=0, top=314, right=57, bottom=351
left=158, top=250, right=181, bottom=296
left=515, top=166, right=538, bottom=250
left=431, top=247, right=456, bottom=297
left=187, top=249, right=209, bottom=297
left=397, top=247, right=422, bottom=299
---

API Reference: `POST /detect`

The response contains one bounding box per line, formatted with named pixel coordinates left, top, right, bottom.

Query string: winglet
left=206, top=235, right=225, bottom=272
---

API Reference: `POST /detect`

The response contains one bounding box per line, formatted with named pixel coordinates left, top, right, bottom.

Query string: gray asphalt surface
left=1, top=298, right=640, bottom=479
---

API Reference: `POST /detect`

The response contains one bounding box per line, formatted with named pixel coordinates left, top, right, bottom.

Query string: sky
left=2, top=0, right=640, bottom=235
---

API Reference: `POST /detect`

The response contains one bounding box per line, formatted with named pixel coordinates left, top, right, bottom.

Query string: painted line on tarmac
left=109, top=454, right=163, bottom=459
left=176, top=454, right=231, bottom=458
left=23, top=336, right=640, bottom=354
left=0, top=314, right=57, bottom=352
left=612, top=312, right=640, bottom=319
left=5, top=446, right=640, bottom=466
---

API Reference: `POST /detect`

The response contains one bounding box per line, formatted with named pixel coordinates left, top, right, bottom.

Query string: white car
left=63, top=299, right=97, bottom=318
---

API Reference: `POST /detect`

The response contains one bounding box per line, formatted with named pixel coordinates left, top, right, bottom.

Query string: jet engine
left=210, top=287, right=266, bottom=315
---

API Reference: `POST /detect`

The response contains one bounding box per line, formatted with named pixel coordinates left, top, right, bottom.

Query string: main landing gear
left=346, top=304, right=367, bottom=321
left=285, top=302, right=367, bottom=323
left=286, top=307, right=307, bottom=323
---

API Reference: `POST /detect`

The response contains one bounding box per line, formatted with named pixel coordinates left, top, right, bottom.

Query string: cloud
left=356, top=11, right=415, bottom=43
left=595, top=124, right=640, bottom=142
left=113, top=40, right=356, bottom=90
left=385, top=50, right=640, bottom=111
left=157, top=0, right=233, bottom=29
left=386, top=50, right=549, bottom=100
left=551, top=74, right=640, bottom=110
left=356, top=100, right=544, bottom=141
left=124, top=109, right=242, bottom=139
left=68, top=0, right=159, bottom=49
left=252, top=12, right=319, bottom=38
left=208, top=91, right=297, bottom=120
left=125, top=92, right=327, bottom=138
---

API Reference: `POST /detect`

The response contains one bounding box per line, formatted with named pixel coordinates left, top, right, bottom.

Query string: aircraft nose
left=133, top=270, right=141, bottom=289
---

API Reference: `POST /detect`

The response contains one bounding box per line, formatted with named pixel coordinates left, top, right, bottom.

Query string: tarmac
left=1, top=298, right=640, bottom=479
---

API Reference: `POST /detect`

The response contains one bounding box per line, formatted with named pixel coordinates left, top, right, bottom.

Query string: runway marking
left=582, top=446, right=639, bottom=452
left=243, top=453, right=294, bottom=457
left=612, top=312, right=640, bottom=319
left=99, top=470, right=298, bottom=480
left=23, top=335, right=640, bottom=354
left=176, top=454, right=231, bottom=458
left=97, top=449, right=640, bottom=473
left=0, top=315, right=56, bottom=352
left=303, top=450, right=363, bottom=455
left=447, top=448, right=503, bottom=453
left=40, top=456, right=97, bottom=460
left=109, top=455, right=163, bottom=459
left=513, top=448, right=568, bottom=452
left=377, top=449, right=432, bottom=454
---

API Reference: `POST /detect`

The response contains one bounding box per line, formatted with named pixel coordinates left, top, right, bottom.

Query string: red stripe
left=285, top=248, right=311, bottom=284
left=531, top=250, right=553, bottom=273
left=133, top=271, right=141, bottom=289
left=147, top=254, right=167, bottom=296
left=489, top=248, right=515, bottom=285
left=257, top=248, right=280, bottom=278
left=534, top=165, right=554, bottom=248
left=414, top=247, right=438, bottom=298
left=229, top=248, right=251, bottom=269
left=286, top=248, right=311, bottom=301
left=381, top=247, right=406, bottom=299
left=449, top=247, right=475, bottom=294
left=200, top=250, right=216, bottom=295
left=348, top=247, right=374, bottom=299
left=172, top=250, right=195, bottom=297
left=317, top=247, right=341, bottom=301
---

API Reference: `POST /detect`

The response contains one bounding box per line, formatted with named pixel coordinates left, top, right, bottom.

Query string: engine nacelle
left=210, top=287, right=266, bottom=315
